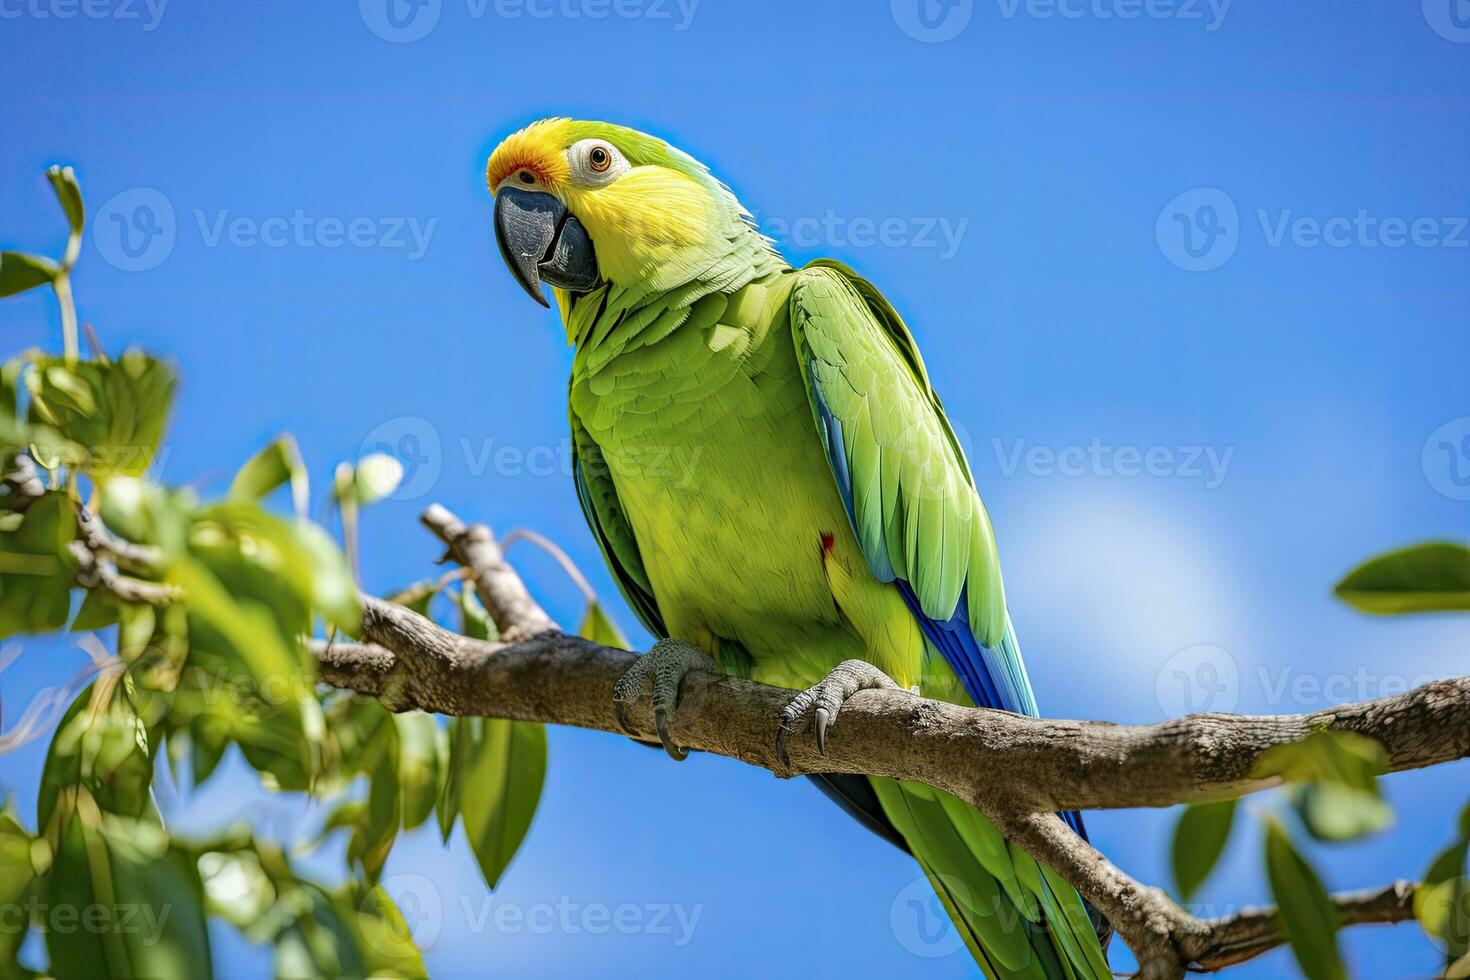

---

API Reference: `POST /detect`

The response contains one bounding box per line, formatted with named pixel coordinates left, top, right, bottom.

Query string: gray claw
left=654, top=707, right=687, bottom=762
left=815, top=706, right=832, bottom=754
left=776, top=660, right=900, bottom=768
left=611, top=638, right=716, bottom=761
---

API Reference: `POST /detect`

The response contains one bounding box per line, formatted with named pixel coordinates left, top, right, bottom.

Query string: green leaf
left=37, top=681, right=156, bottom=833
left=1418, top=839, right=1470, bottom=961
left=0, top=876, right=34, bottom=973
left=1264, top=819, right=1344, bottom=980
left=388, top=577, right=440, bottom=617
left=185, top=499, right=361, bottom=633
left=229, top=435, right=309, bottom=517
left=0, top=811, right=36, bottom=910
left=333, top=883, right=428, bottom=978
left=0, top=489, right=80, bottom=640
left=96, top=476, right=190, bottom=555
left=273, top=881, right=368, bottom=980
left=45, top=813, right=213, bottom=979
left=393, top=712, right=445, bottom=831
left=189, top=718, right=229, bottom=785
left=359, top=743, right=399, bottom=884
left=25, top=350, right=176, bottom=480
left=1334, top=541, right=1470, bottom=615
left=436, top=717, right=473, bottom=842
left=1253, top=730, right=1392, bottom=842
left=165, top=515, right=334, bottom=792
left=457, top=585, right=494, bottom=641
left=0, top=251, right=59, bottom=298
left=1295, top=782, right=1394, bottom=842
left=579, top=600, right=629, bottom=649
left=1171, top=798, right=1236, bottom=901
left=46, top=165, right=85, bottom=238
left=458, top=718, right=546, bottom=889
left=71, top=588, right=121, bottom=632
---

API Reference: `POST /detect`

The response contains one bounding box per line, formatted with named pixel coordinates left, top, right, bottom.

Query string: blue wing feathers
left=897, top=580, right=1088, bottom=840
left=794, top=266, right=1090, bottom=843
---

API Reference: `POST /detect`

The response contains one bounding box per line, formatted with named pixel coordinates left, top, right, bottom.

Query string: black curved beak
left=493, top=186, right=600, bottom=308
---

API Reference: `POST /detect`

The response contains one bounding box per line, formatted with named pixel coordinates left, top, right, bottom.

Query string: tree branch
left=1192, top=881, right=1416, bottom=970
left=312, top=506, right=1445, bottom=977
left=420, top=503, right=558, bottom=641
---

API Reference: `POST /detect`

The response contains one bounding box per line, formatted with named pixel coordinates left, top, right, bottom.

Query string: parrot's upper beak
left=493, top=186, right=600, bottom=308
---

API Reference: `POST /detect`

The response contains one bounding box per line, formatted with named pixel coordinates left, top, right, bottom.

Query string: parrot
left=486, top=117, right=1112, bottom=979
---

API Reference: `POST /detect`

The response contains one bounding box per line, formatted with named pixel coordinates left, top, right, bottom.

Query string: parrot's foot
left=776, top=660, right=899, bottom=768
left=611, top=638, right=717, bottom=762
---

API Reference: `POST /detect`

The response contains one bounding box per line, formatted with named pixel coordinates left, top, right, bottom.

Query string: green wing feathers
left=788, top=260, right=1007, bottom=648
left=874, top=779, right=1111, bottom=980
left=570, top=407, right=665, bottom=637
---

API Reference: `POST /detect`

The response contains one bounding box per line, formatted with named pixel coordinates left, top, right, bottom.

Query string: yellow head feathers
left=487, top=118, right=742, bottom=288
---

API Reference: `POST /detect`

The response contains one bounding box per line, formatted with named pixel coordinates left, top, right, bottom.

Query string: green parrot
left=486, top=118, right=1111, bottom=979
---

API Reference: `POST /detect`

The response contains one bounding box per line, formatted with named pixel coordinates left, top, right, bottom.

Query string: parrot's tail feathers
left=873, top=778, right=1111, bottom=980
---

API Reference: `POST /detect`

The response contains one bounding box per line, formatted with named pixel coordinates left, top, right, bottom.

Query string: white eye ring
left=568, top=139, right=628, bottom=185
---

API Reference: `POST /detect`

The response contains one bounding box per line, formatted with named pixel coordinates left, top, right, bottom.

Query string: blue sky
left=2, top=1, right=1468, bottom=976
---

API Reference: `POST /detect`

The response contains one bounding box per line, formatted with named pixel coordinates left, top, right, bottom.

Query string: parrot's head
left=487, top=118, right=763, bottom=308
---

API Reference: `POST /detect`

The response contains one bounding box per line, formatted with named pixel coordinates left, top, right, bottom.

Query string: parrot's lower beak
left=493, top=186, right=600, bottom=308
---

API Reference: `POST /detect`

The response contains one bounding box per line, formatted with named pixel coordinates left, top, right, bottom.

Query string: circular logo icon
left=890, top=874, right=969, bottom=958
left=360, top=0, right=442, bottom=42
left=373, top=873, right=442, bottom=951
left=1155, top=644, right=1239, bottom=717
left=1423, top=0, right=1470, bottom=43
left=1423, top=417, right=1470, bottom=501
left=1156, top=188, right=1239, bottom=272
left=891, top=0, right=973, bottom=42
left=360, top=416, right=442, bottom=500
left=92, top=187, right=176, bottom=272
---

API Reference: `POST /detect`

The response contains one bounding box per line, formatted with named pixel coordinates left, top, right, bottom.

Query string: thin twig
left=500, top=527, right=597, bottom=605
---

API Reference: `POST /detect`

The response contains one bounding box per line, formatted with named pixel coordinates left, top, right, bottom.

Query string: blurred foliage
left=1167, top=537, right=1470, bottom=975
left=0, top=167, right=600, bottom=977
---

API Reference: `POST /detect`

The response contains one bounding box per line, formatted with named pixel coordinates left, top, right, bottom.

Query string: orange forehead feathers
left=486, top=118, right=573, bottom=191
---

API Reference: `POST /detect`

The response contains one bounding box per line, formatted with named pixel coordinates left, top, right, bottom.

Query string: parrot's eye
left=568, top=139, right=627, bottom=184
left=518, top=171, right=535, bottom=184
